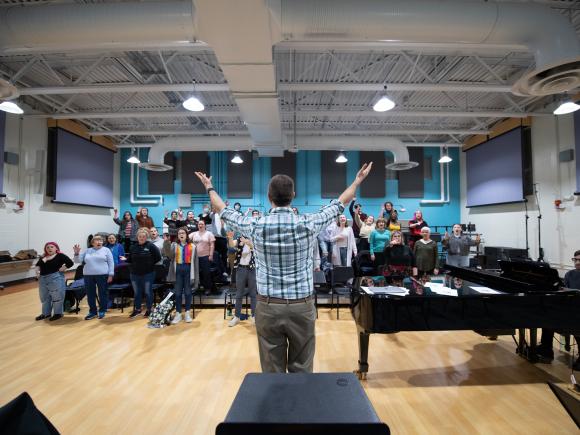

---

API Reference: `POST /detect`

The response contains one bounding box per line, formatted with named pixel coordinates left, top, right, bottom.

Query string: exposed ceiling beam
left=116, top=141, right=462, bottom=149
left=279, top=83, right=513, bottom=93
left=274, top=41, right=530, bottom=54
left=17, top=82, right=514, bottom=96
left=89, top=128, right=489, bottom=136
left=26, top=109, right=550, bottom=120
left=27, top=111, right=242, bottom=120
left=18, top=83, right=230, bottom=96
left=292, top=110, right=549, bottom=118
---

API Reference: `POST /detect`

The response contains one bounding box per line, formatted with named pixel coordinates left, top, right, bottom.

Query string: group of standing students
left=34, top=204, right=478, bottom=321
left=34, top=206, right=257, bottom=326
left=344, top=200, right=481, bottom=280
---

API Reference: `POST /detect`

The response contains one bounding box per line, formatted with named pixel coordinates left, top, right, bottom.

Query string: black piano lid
left=445, top=260, right=562, bottom=293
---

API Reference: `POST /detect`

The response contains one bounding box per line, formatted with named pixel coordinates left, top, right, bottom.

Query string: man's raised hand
left=195, top=172, right=213, bottom=190
left=355, top=162, right=373, bottom=185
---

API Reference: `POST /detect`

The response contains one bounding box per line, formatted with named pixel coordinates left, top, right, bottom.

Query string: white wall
left=0, top=110, right=120, bottom=282
left=460, top=114, right=580, bottom=272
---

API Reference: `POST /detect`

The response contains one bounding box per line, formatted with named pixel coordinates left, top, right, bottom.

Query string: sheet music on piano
left=361, top=286, right=409, bottom=296
left=470, top=286, right=501, bottom=295
left=424, top=282, right=458, bottom=297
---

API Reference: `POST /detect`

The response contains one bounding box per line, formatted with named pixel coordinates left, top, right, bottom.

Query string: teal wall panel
left=120, top=147, right=460, bottom=230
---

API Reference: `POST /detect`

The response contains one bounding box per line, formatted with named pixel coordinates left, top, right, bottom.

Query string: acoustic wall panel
left=359, top=151, right=385, bottom=198
left=321, top=151, right=346, bottom=198
left=271, top=152, right=297, bottom=193
left=227, top=151, right=253, bottom=198
left=181, top=151, right=210, bottom=194
left=148, top=152, right=175, bottom=194
left=398, top=148, right=424, bottom=198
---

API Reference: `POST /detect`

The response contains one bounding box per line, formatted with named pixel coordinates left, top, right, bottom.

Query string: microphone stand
left=533, top=184, right=544, bottom=262
left=523, top=199, right=530, bottom=260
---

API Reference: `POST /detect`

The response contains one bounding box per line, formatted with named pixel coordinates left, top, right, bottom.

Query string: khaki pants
left=255, top=299, right=316, bottom=373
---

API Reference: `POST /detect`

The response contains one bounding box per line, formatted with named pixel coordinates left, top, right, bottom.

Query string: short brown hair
left=268, top=174, right=294, bottom=206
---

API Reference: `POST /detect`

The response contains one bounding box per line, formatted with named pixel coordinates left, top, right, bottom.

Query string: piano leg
left=516, top=328, right=539, bottom=363
left=355, top=328, right=370, bottom=380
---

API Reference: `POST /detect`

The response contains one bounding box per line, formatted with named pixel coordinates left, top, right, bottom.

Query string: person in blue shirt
left=195, top=162, right=373, bottom=373
left=369, top=218, right=390, bottom=268
left=105, top=233, right=126, bottom=266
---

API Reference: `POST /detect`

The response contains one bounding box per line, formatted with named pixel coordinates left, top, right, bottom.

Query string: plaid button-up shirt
left=220, top=200, right=344, bottom=298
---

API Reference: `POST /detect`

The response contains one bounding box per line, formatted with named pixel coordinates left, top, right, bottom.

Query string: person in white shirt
left=149, top=227, right=165, bottom=264
left=330, top=214, right=357, bottom=267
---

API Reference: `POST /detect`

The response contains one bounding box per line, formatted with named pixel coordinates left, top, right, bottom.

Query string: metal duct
left=195, top=0, right=284, bottom=156
left=0, top=1, right=196, bottom=54
left=273, top=0, right=580, bottom=96
left=142, top=135, right=417, bottom=171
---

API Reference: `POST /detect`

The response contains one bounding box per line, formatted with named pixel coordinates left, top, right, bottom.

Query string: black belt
left=257, top=294, right=313, bottom=304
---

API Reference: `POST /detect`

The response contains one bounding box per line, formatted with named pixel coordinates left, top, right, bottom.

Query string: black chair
left=330, top=266, right=354, bottom=319
left=108, top=263, right=133, bottom=312
left=313, top=269, right=329, bottom=319
left=65, top=264, right=85, bottom=314
left=354, top=250, right=376, bottom=276
left=151, top=262, right=171, bottom=306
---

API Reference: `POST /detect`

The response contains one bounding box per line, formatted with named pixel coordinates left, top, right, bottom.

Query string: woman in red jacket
left=408, top=210, right=428, bottom=249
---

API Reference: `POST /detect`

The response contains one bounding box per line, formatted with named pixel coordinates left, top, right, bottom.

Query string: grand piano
left=351, top=260, right=580, bottom=379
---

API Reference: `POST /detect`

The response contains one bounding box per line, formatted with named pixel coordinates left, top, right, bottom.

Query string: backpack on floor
left=147, top=292, right=174, bottom=329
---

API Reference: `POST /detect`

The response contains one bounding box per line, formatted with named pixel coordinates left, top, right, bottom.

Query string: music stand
left=216, top=373, right=390, bottom=435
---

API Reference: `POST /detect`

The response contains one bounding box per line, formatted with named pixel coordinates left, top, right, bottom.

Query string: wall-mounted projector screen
left=466, top=127, right=525, bottom=207
left=47, top=128, right=114, bottom=208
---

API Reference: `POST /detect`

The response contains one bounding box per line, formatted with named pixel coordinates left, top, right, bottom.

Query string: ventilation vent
left=139, top=162, right=173, bottom=171
left=512, top=59, right=580, bottom=96
left=386, top=161, right=419, bottom=171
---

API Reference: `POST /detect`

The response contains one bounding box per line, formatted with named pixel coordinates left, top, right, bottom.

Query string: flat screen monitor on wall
left=47, top=128, right=114, bottom=208
left=465, top=127, right=527, bottom=207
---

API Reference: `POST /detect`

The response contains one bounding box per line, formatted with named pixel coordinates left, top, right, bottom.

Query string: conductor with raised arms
left=195, top=162, right=373, bottom=373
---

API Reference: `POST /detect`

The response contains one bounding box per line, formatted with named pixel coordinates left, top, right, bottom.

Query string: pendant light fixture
left=553, top=100, right=580, bottom=115
left=183, top=96, right=204, bottom=112
left=127, top=148, right=140, bottom=164
left=438, top=146, right=452, bottom=164
left=0, top=101, right=24, bottom=115
left=373, top=85, right=395, bottom=112
left=231, top=153, right=243, bottom=164
left=336, top=152, right=348, bottom=163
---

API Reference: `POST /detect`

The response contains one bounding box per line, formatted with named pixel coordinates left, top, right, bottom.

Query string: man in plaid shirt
left=195, top=162, right=373, bottom=373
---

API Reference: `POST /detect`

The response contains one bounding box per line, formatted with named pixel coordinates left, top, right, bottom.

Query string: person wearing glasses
left=73, top=235, right=115, bottom=320
left=382, top=231, right=414, bottom=283
left=536, top=250, right=580, bottom=370
left=412, top=227, right=439, bottom=277
left=442, top=224, right=481, bottom=267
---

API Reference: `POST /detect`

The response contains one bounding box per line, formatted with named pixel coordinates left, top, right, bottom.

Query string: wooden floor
left=0, top=279, right=578, bottom=435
